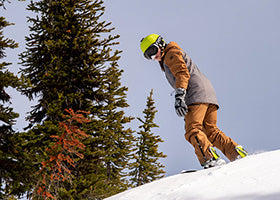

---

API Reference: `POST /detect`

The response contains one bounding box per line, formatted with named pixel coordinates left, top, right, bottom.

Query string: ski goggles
left=144, top=44, right=159, bottom=60
left=143, top=36, right=163, bottom=60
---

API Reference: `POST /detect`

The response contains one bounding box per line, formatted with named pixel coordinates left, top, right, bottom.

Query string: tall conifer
left=19, top=0, right=134, bottom=198
left=130, top=90, right=166, bottom=187
left=0, top=8, right=30, bottom=198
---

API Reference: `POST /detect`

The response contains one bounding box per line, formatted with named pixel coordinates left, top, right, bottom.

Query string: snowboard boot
left=235, top=145, right=248, bottom=160
left=201, top=147, right=226, bottom=169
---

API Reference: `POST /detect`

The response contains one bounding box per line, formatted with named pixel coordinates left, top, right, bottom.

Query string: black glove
left=175, top=88, right=188, bottom=117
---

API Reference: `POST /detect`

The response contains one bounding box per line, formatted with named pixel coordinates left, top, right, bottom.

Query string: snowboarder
left=140, top=34, right=248, bottom=168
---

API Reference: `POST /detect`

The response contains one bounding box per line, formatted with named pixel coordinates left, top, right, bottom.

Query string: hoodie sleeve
left=164, top=48, right=190, bottom=89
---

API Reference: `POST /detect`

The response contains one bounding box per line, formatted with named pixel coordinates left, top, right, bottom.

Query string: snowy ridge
left=106, top=150, right=280, bottom=200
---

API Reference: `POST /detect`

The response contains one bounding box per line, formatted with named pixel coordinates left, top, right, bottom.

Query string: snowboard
left=181, top=169, right=198, bottom=173
left=181, top=165, right=223, bottom=173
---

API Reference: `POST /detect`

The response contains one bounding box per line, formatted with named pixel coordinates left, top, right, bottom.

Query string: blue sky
left=2, top=0, right=280, bottom=176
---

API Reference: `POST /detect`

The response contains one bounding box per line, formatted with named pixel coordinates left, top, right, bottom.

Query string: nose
left=154, top=49, right=161, bottom=61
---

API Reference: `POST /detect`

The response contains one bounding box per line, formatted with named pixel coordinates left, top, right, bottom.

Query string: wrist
left=175, top=88, right=186, bottom=96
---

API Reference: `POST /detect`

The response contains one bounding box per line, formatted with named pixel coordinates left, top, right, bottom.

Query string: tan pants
left=185, top=103, right=239, bottom=164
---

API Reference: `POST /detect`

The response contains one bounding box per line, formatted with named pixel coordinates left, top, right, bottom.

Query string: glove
left=174, top=88, right=188, bottom=117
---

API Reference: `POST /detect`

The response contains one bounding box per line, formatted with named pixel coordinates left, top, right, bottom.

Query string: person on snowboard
left=140, top=34, right=248, bottom=168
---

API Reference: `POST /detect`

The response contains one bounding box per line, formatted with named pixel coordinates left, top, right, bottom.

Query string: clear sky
left=2, top=0, right=280, bottom=176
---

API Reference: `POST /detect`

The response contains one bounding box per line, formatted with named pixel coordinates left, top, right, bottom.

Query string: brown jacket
left=161, top=42, right=219, bottom=107
left=163, top=42, right=190, bottom=89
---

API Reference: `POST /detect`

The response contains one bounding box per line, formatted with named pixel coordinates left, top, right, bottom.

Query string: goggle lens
left=144, top=45, right=159, bottom=60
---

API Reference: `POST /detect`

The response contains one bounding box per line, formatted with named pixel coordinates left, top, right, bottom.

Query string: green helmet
left=140, top=34, right=165, bottom=60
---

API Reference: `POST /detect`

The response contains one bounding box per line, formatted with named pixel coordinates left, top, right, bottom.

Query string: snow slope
left=106, top=150, right=280, bottom=200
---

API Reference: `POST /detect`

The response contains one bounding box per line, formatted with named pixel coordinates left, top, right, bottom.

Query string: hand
left=174, top=88, right=188, bottom=117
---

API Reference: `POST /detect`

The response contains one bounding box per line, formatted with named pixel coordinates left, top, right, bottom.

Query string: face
left=153, top=48, right=162, bottom=61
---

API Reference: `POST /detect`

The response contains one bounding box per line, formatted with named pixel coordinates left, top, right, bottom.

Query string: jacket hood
left=163, top=42, right=183, bottom=54
left=159, top=42, right=182, bottom=71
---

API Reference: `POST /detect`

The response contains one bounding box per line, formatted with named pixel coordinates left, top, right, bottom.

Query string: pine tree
left=0, top=8, right=33, bottom=198
left=35, top=109, right=90, bottom=200
left=130, top=90, right=166, bottom=187
left=96, top=64, right=134, bottom=196
left=0, top=14, right=19, bottom=198
left=0, top=9, right=19, bottom=126
left=18, top=0, right=134, bottom=198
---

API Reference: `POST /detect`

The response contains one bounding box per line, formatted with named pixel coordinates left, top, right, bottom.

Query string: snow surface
left=106, top=150, right=280, bottom=200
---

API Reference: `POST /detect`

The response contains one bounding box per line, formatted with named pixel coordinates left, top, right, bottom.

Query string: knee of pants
left=203, top=123, right=219, bottom=137
left=185, top=126, right=203, bottom=142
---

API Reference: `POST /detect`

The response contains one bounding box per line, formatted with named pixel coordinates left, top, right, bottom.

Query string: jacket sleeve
left=164, top=49, right=190, bottom=89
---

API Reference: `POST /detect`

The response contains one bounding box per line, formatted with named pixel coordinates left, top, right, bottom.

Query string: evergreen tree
left=65, top=60, right=135, bottom=200
left=0, top=9, right=31, bottom=198
left=1, top=2, right=37, bottom=199
left=18, top=0, right=134, bottom=198
left=35, top=109, right=91, bottom=200
left=130, top=90, right=166, bottom=187
left=0, top=8, right=18, bottom=127
left=0, top=14, right=17, bottom=198
left=97, top=64, right=134, bottom=196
